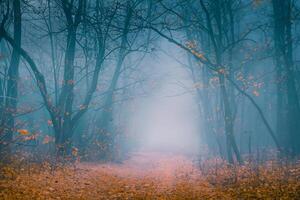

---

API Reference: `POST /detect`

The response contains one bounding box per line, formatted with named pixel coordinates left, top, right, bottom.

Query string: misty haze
left=0, top=0, right=300, bottom=199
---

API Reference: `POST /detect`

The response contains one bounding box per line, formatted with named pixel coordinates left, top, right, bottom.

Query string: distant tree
left=272, top=0, right=300, bottom=156
left=144, top=0, right=282, bottom=163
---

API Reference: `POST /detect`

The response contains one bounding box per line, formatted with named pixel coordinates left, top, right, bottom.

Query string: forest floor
left=1, top=151, right=300, bottom=199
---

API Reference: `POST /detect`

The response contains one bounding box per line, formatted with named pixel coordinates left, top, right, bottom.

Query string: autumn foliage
left=1, top=152, right=300, bottom=199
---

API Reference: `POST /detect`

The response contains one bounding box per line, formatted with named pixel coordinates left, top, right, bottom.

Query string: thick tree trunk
left=0, top=0, right=21, bottom=157
left=54, top=0, right=85, bottom=157
left=272, top=0, right=300, bottom=156
left=55, top=27, right=77, bottom=156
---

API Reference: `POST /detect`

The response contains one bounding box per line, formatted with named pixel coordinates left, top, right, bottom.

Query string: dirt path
left=2, top=151, right=300, bottom=199
left=0, top=152, right=214, bottom=199
left=78, top=151, right=201, bottom=186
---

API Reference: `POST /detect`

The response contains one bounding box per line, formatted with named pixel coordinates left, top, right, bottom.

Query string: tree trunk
left=96, top=3, right=132, bottom=160
left=55, top=0, right=85, bottom=156
left=219, top=74, right=243, bottom=164
left=272, top=0, right=300, bottom=156
left=0, top=0, right=21, bottom=157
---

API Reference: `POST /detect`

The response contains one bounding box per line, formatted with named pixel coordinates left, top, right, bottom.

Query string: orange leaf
left=47, top=120, right=53, bottom=126
left=18, top=129, right=29, bottom=135
left=72, top=147, right=78, bottom=156
left=253, top=90, right=260, bottom=97
left=43, top=135, right=53, bottom=144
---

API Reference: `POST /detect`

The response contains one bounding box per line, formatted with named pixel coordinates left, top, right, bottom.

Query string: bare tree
left=0, top=0, right=21, bottom=157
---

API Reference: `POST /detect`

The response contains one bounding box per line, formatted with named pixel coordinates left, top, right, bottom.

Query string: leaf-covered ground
left=1, top=152, right=300, bottom=199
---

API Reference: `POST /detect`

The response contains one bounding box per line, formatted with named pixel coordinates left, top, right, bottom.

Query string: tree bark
left=272, top=0, right=300, bottom=156
left=0, top=0, right=21, bottom=156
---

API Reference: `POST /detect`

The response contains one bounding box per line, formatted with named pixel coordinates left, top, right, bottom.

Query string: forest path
left=3, top=151, right=299, bottom=199
left=1, top=151, right=215, bottom=199
left=78, top=151, right=202, bottom=187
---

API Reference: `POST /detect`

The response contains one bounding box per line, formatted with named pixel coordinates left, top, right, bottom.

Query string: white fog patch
left=126, top=41, right=202, bottom=155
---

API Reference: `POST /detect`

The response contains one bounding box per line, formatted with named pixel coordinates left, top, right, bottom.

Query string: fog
left=126, top=42, right=201, bottom=155
left=2, top=0, right=300, bottom=198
